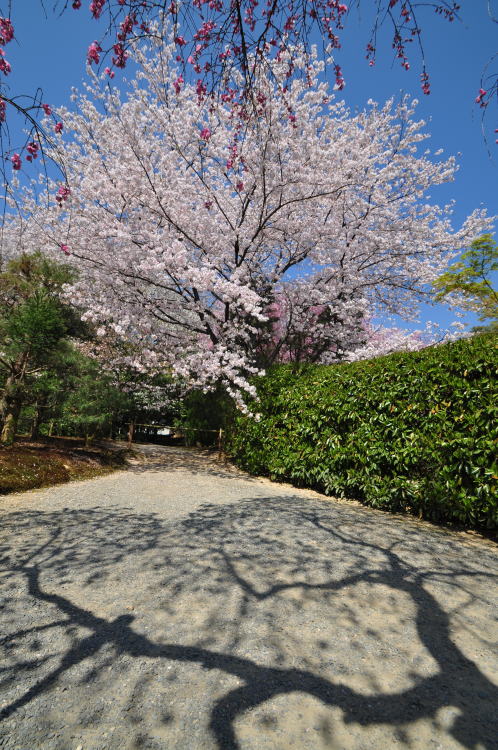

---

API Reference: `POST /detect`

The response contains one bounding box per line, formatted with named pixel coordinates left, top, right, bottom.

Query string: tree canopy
left=433, top=233, right=498, bottom=325
left=8, top=40, right=490, bottom=403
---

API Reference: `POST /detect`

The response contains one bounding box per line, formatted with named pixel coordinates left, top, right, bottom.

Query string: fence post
left=217, top=428, right=224, bottom=461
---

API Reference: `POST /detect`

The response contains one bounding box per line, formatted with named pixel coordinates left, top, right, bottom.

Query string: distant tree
left=56, top=357, right=129, bottom=445
left=252, top=285, right=368, bottom=368
left=469, top=321, right=498, bottom=335
left=433, top=234, right=498, bottom=326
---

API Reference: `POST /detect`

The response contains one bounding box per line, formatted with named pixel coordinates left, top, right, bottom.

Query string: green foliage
left=228, top=334, right=498, bottom=531
left=434, top=234, right=498, bottom=322
left=55, top=356, right=130, bottom=440
left=1, top=247, right=71, bottom=299
left=4, top=291, right=68, bottom=357
left=0, top=252, right=84, bottom=443
left=179, top=386, right=235, bottom=446
left=0, top=256, right=76, bottom=369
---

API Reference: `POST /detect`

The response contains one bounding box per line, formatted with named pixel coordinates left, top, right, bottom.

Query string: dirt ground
left=0, top=436, right=127, bottom=493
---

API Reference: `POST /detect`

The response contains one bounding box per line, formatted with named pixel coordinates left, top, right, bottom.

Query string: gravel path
left=1, top=444, right=497, bottom=750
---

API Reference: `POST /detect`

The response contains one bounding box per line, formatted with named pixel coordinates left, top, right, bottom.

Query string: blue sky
left=3, top=1, right=497, bottom=332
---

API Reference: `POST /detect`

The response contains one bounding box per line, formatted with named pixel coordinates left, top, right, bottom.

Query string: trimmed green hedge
left=228, top=334, right=498, bottom=530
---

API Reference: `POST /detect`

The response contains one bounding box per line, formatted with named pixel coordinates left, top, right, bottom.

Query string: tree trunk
left=0, top=375, right=23, bottom=445
left=0, top=351, right=30, bottom=446
left=30, top=397, right=47, bottom=440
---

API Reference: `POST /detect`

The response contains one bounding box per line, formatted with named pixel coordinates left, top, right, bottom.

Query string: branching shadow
left=121, top=443, right=255, bottom=481
left=1, top=496, right=497, bottom=749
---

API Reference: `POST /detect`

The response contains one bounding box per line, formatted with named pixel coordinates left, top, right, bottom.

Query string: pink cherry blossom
left=173, top=75, right=184, bottom=94
left=200, top=127, right=211, bottom=141
left=26, top=141, right=39, bottom=159
left=11, top=153, right=21, bottom=170
left=42, top=103, right=52, bottom=116
left=87, top=41, right=102, bottom=65
left=333, top=64, right=345, bottom=90
left=118, top=14, right=136, bottom=40
left=0, top=17, right=14, bottom=45
left=0, top=48, right=11, bottom=75
left=475, top=88, right=487, bottom=107
left=89, top=0, right=106, bottom=20
left=420, top=71, right=431, bottom=95
left=112, top=43, right=128, bottom=68
left=55, top=185, right=71, bottom=203
left=55, top=122, right=63, bottom=134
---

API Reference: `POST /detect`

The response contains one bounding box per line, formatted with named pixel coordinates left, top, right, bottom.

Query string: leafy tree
left=433, top=234, right=498, bottom=324
left=56, top=357, right=130, bottom=444
left=16, top=342, right=76, bottom=439
left=20, top=346, right=183, bottom=443
left=13, top=344, right=114, bottom=441
left=0, top=252, right=80, bottom=444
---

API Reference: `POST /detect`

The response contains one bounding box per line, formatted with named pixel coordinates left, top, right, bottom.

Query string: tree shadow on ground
left=1, top=496, right=497, bottom=749
left=119, top=443, right=255, bottom=481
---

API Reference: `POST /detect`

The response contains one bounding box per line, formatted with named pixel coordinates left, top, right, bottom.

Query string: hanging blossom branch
left=474, top=0, right=498, bottom=140
left=0, top=14, right=70, bottom=191
left=0, top=0, right=478, bottom=183
left=62, top=1, right=463, bottom=99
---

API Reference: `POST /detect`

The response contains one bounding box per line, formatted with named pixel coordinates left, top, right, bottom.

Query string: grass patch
left=0, top=437, right=128, bottom=494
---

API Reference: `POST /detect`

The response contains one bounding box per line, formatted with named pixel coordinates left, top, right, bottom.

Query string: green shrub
left=228, top=334, right=498, bottom=531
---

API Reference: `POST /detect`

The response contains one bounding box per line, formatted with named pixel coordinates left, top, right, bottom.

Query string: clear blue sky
left=3, top=1, right=497, bottom=332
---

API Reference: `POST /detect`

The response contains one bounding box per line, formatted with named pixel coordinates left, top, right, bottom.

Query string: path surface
left=1, top=444, right=497, bottom=750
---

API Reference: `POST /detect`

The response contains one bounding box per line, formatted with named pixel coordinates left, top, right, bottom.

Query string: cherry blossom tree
left=0, top=1, right=463, bottom=103
left=8, top=42, right=492, bottom=403
left=252, top=286, right=466, bottom=367
left=252, top=282, right=369, bottom=367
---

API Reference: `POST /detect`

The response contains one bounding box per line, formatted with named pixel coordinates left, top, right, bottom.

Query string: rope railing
left=130, top=423, right=221, bottom=432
